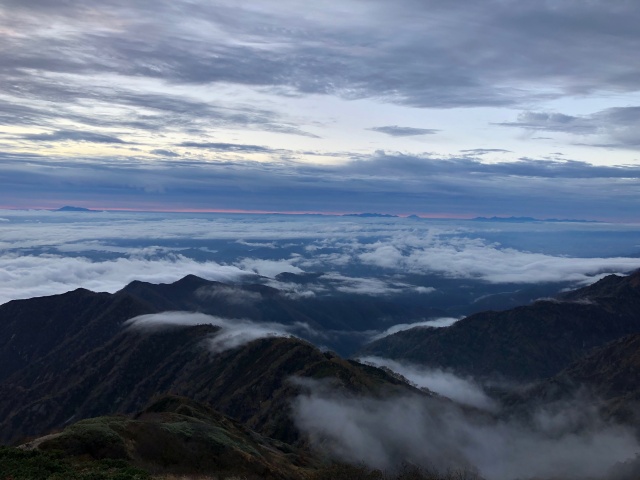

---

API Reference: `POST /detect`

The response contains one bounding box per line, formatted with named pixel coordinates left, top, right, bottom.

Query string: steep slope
left=503, top=333, right=640, bottom=424
left=0, top=323, right=422, bottom=445
left=0, top=288, right=157, bottom=382
left=360, top=270, right=640, bottom=382
left=0, top=273, right=444, bottom=385
left=0, top=274, right=437, bottom=445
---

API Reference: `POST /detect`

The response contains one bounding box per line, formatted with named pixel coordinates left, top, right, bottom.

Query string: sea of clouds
left=1, top=210, right=640, bottom=305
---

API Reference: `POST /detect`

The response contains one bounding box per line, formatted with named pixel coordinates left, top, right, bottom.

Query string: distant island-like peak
left=55, top=206, right=94, bottom=212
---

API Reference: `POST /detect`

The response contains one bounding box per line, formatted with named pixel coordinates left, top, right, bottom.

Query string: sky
left=1, top=1, right=640, bottom=220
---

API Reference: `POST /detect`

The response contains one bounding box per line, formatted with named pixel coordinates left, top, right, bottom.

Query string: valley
left=2, top=270, right=640, bottom=479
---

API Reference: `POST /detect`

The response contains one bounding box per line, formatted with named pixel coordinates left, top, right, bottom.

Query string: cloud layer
left=0, top=253, right=248, bottom=305
left=1, top=211, right=640, bottom=305
left=293, top=380, right=640, bottom=480
left=4, top=1, right=640, bottom=112
left=2, top=151, right=640, bottom=220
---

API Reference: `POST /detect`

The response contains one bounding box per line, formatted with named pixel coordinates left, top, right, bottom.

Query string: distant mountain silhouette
left=360, top=270, right=640, bottom=382
left=55, top=206, right=94, bottom=212
left=471, top=216, right=599, bottom=223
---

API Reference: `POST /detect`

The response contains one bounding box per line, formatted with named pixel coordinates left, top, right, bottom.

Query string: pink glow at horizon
left=0, top=203, right=474, bottom=219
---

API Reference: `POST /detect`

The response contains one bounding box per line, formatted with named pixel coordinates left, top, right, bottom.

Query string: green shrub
left=0, top=446, right=150, bottom=480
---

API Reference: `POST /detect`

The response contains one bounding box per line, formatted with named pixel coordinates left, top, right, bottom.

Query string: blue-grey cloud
left=21, top=130, right=128, bottom=144
left=1, top=150, right=639, bottom=220
left=179, top=142, right=274, bottom=153
left=369, top=126, right=439, bottom=137
left=2, top=0, right=640, bottom=116
left=460, top=149, right=512, bottom=155
left=2, top=0, right=640, bottom=219
left=0, top=78, right=318, bottom=138
left=150, top=149, right=180, bottom=157
left=498, top=107, right=640, bottom=148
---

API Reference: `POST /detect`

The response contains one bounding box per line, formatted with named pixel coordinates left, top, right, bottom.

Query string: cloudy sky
left=2, top=1, right=640, bottom=219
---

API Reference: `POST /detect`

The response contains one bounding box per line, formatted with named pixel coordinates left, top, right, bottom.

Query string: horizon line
left=0, top=205, right=471, bottom=219
left=0, top=205, right=621, bottom=223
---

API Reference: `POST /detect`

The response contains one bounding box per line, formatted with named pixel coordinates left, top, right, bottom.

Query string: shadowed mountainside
left=502, top=332, right=640, bottom=425
left=121, top=274, right=445, bottom=348
left=0, top=324, right=422, bottom=445
left=0, top=273, right=443, bottom=384
left=3, top=271, right=640, bottom=478
left=0, top=288, right=156, bottom=382
left=0, top=275, right=435, bottom=445
left=360, top=270, right=640, bottom=382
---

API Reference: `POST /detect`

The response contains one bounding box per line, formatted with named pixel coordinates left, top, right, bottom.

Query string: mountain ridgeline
left=0, top=276, right=426, bottom=445
left=2, top=271, right=640, bottom=478
left=361, top=270, right=640, bottom=382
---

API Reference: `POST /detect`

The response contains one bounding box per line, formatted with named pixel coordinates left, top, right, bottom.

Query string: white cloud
left=371, top=317, right=461, bottom=340
left=293, top=381, right=640, bottom=480
left=355, top=233, right=640, bottom=284
left=358, top=245, right=404, bottom=269
left=2, top=211, right=640, bottom=306
left=324, top=273, right=405, bottom=296
left=236, top=258, right=304, bottom=278
left=0, top=253, right=248, bottom=305
left=358, top=356, right=495, bottom=411
left=125, top=311, right=298, bottom=353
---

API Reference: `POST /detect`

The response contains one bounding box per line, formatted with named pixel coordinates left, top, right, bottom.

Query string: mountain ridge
left=360, top=270, right=640, bottom=382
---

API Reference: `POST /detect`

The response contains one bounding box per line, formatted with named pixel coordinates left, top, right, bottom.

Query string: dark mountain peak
left=55, top=206, right=94, bottom=212
left=0, top=288, right=155, bottom=383
left=121, top=275, right=229, bottom=296
left=67, top=286, right=99, bottom=295
left=121, top=274, right=217, bottom=293
left=174, top=273, right=212, bottom=286
left=3, top=286, right=106, bottom=306
left=361, top=270, right=640, bottom=382
left=562, top=269, right=640, bottom=302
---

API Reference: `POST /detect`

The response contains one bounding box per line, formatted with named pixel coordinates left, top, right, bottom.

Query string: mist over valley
left=1, top=211, right=640, bottom=479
